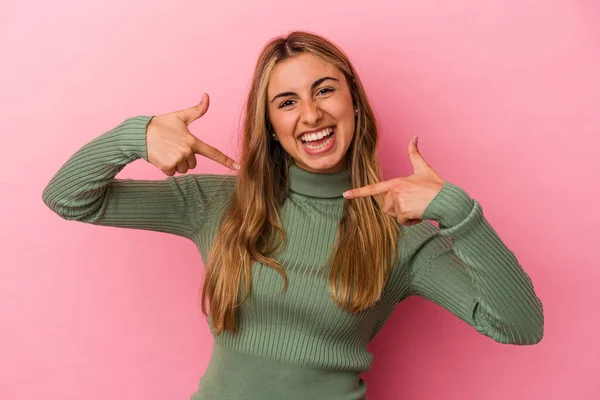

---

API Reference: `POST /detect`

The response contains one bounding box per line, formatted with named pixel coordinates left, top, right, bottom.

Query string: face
left=266, top=53, right=356, bottom=174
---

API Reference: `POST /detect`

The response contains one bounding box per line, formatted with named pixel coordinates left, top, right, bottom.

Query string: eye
left=278, top=99, right=295, bottom=109
left=317, top=87, right=335, bottom=96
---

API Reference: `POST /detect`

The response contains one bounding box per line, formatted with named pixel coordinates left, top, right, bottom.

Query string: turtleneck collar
left=288, top=163, right=351, bottom=199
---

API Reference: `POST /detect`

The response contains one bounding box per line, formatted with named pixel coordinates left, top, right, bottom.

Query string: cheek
left=327, top=102, right=355, bottom=136
left=324, top=96, right=355, bottom=122
left=270, top=112, right=298, bottom=137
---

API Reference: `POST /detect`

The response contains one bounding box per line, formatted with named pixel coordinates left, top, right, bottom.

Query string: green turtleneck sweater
left=42, top=115, right=544, bottom=400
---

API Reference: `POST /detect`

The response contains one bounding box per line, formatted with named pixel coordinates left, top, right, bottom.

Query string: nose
left=300, top=100, right=323, bottom=126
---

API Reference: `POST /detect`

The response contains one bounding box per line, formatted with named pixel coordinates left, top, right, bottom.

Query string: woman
left=42, top=31, right=544, bottom=399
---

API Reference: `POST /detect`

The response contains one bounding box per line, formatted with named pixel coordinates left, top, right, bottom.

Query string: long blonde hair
left=201, top=31, right=401, bottom=335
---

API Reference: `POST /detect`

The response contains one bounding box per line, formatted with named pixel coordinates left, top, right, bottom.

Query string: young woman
left=42, top=31, right=544, bottom=400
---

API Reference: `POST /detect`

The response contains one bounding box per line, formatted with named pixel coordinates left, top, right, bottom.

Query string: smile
left=300, top=127, right=335, bottom=150
left=299, top=126, right=336, bottom=154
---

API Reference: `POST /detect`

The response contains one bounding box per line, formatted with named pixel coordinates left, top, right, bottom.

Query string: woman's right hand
left=146, top=93, right=240, bottom=176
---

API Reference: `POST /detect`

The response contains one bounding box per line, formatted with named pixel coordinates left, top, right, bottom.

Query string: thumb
left=408, top=136, right=431, bottom=174
left=177, top=93, right=210, bottom=126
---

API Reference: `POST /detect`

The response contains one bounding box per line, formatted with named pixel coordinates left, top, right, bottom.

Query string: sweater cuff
left=421, top=181, right=475, bottom=229
left=115, top=115, right=154, bottom=162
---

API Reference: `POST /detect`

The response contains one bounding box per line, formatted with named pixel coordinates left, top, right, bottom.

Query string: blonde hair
left=201, top=31, right=401, bottom=335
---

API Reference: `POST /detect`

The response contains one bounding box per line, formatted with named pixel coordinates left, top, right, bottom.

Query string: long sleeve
left=41, top=115, right=235, bottom=240
left=403, top=181, right=544, bottom=345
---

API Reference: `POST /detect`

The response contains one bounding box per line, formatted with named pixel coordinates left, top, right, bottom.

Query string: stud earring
left=272, top=133, right=278, bottom=140
left=355, top=108, right=359, bottom=114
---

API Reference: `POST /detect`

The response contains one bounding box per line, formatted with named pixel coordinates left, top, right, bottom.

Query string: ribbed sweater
left=42, top=115, right=544, bottom=400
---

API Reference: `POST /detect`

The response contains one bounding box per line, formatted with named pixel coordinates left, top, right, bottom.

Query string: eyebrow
left=269, top=76, right=339, bottom=104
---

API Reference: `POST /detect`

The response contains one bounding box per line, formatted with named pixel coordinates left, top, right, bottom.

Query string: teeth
left=303, top=134, right=334, bottom=150
left=300, top=127, right=334, bottom=142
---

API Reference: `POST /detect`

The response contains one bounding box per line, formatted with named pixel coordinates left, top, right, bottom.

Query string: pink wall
left=2, top=0, right=598, bottom=399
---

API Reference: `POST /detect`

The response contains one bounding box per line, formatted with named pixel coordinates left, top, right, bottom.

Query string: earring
left=355, top=108, right=359, bottom=114
left=272, top=133, right=278, bottom=140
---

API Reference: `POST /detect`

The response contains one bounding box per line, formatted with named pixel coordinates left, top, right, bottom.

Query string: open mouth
left=299, top=126, right=335, bottom=150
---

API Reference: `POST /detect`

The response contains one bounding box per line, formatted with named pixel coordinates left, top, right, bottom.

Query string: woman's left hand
left=343, top=136, right=445, bottom=226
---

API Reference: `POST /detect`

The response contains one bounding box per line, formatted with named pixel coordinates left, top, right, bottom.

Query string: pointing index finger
left=193, top=139, right=241, bottom=171
left=343, top=181, right=394, bottom=199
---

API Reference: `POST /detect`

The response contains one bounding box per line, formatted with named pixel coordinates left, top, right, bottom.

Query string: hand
left=146, top=93, right=240, bottom=176
left=343, top=136, right=444, bottom=226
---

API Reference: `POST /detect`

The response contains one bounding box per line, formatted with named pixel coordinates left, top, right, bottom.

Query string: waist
left=190, top=343, right=367, bottom=400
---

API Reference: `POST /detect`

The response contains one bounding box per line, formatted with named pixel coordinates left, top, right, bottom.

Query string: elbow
left=504, top=325, right=544, bottom=345
left=41, top=184, right=86, bottom=221
left=42, top=184, right=69, bottom=218
left=521, top=299, right=545, bottom=345
left=527, top=308, right=545, bottom=345
left=478, top=301, right=544, bottom=346
left=530, top=325, right=544, bottom=345
left=494, top=309, right=545, bottom=346
left=487, top=323, right=544, bottom=346
left=42, top=184, right=59, bottom=214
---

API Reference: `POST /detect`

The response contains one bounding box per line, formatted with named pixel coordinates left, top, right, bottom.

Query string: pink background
left=2, top=0, right=599, bottom=399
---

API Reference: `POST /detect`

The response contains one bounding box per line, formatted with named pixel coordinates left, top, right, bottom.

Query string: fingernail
left=413, top=136, right=418, bottom=145
left=343, top=191, right=352, bottom=199
left=233, top=162, right=241, bottom=170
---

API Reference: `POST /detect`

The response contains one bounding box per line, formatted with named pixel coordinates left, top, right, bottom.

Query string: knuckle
left=185, top=136, right=197, bottom=149
left=209, top=147, right=222, bottom=159
left=203, top=146, right=216, bottom=158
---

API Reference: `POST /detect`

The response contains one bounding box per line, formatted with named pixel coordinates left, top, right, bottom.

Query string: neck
left=291, top=156, right=348, bottom=174
left=288, top=163, right=351, bottom=199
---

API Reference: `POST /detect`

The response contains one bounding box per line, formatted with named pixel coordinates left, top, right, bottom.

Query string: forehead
left=267, top=53, right=342, bottom=95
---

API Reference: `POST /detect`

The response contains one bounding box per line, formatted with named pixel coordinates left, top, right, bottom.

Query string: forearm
left=415, top=182, right=544, bottom=344
left=42, top=115, right=152, bottom=220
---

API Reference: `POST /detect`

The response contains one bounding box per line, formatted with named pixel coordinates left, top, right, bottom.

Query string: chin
left=297, top=154, right=345, bottom=173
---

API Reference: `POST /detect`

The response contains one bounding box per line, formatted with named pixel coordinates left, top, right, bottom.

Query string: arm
left=404, top=182, right=544, bottom=345
left=41, top=115, right=235, bottom=240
